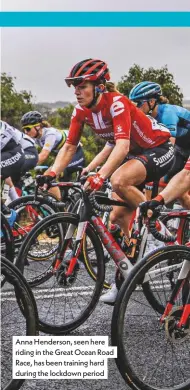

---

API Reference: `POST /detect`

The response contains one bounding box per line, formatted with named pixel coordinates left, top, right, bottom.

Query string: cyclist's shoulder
left=157, top=103, right=179, bottom=120
left=71, top=104, right=85, bottom=120
left=104, top=91, right=127, bottom=103
left=42, top=126, right=60, bottom=136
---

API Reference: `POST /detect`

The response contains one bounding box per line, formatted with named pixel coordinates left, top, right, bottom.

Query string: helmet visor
left=65, top=74, right=97, bottom=87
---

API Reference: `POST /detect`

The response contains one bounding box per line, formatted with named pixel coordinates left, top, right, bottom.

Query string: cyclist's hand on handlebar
left=81, top=167, right=90, bottom=176
left=84, top=173, right=104, bottom=192
left=36, top=171, right=56, bottom=190
left=140, top=195, right=165, bottom=218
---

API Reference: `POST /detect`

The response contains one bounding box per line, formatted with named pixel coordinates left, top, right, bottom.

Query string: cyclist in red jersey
left=39, top=58, right=174, bottom=235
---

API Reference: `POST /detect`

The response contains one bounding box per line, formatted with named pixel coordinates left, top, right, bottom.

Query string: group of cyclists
left=1, top=57, right=190, bottom=303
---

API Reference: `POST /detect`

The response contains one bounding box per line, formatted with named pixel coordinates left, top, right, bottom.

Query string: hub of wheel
left=56, top=262, right=79, bottom=287
left=165, top=307, right=190, bottom=343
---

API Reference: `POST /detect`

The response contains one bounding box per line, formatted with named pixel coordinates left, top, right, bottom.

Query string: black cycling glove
left=36, top=171, right=56, bottom=189
left=140, top=195, right=165, bottom=218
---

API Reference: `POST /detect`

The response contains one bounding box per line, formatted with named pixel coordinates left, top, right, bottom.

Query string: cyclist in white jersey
left=21, top=111, right=85, bottom=198
left=1, top=120, right=38, bottom=201
left=0, top=121, right=25, bottom=180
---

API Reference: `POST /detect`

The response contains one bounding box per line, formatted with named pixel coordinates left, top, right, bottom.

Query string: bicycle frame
left=49, top=182, right=189, bottom=282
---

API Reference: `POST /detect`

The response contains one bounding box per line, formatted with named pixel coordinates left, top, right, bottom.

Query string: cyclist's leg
left=159, top=159, right=190, bottom=205
left=100, top=142, right=175, bottom=304
left=1, top=145, right=25, bottom=180
left=110, top=141, right=175, bottom=234
left=22, top=146, right=38, bottom=172
left=9, top=146, right=38, bottom=199
left=4, top=176, right=19, bottom=203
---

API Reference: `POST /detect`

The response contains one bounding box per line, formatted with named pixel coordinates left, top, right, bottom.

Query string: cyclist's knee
left=110, top=208, right=125, bottom=225
left=111, top=173, right=131, bottom=194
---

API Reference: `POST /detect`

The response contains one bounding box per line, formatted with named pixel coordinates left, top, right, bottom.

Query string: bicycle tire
left=111, top=245, right=190, bottom=390
left=9, top=195, right=59, bottom=260
left=1, top=212, right=15, bottom=263
left=1, top=256, right=39, bottom=390
left=15, top=212, right=105, bottom=334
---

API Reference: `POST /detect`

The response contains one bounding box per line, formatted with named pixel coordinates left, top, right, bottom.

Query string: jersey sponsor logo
left=147, top=116, right=170, bottom=133
left=110, top=100, right=125, bottom=118
left=0, top=152, right=22, bottom=167
left=92, top=112, right=106, bottom=130
left=133, top=121, right=155, bottom=145
left=116, top=125, right=123, bottom=132
left=97, top=132, right=114, bottom=139
left=44, top=143, right=51, bottom=148
left=153, top=146, right=174, bottom=166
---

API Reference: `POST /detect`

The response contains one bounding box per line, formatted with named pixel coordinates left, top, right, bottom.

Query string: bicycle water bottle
left=109, top=224, right=129, bottom=252
left=109, top=224, right=124, bottom=244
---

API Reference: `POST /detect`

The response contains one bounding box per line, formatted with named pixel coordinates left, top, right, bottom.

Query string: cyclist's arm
left=85, top=143, right=114, bottom=172
left=98, top=139, right=130, bottom=179
left=38, top=134, right=58, bottom=164
left=50, top=110, right=83, bottom=176
left=51, top=143, right=77, bottom=176
left=160, top=108, right=178, bottom=138
left=38, top=149, right=50, bottom=165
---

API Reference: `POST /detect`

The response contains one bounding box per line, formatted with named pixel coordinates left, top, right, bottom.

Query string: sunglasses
left=65, top=73, right=96, bottom=87
left=136, top=100, right=148, bottom=108
left=22, top=123, right=40, bottom=132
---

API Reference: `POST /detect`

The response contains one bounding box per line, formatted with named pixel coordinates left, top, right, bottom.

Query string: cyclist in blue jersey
left=129, top=81, right=190, bottom=208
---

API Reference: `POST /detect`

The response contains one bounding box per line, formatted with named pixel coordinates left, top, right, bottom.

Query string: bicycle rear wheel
left=1, top=256, right=38, bottom=390
left=111, top=245, right=190, bottom=390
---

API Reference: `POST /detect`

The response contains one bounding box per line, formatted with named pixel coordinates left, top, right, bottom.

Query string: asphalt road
left=2, top=237, right=189, bottom=390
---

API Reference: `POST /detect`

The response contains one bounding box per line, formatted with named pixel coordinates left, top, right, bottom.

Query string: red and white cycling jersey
left=67, top=92, right=170, bottom=150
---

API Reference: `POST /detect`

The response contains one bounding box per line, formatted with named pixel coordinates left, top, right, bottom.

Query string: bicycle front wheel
left=16, top=212, right=105, bottom=334
left=111, top=245, right=190, bottom=390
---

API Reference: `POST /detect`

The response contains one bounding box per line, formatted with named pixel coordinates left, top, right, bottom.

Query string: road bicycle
left=15, top=181, right=190, bottom=334
left=111, top=214, right=190, bottom=390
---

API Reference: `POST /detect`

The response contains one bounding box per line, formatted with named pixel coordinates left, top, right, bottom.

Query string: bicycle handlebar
left=149, top=217, right=176, bottom=242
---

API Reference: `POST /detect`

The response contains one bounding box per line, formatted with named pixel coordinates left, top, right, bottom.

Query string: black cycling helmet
left=21, top=111, right=43, bottom=127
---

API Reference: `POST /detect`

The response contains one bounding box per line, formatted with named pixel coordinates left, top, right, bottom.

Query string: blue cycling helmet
left=129, top=81, right=162, bottom=102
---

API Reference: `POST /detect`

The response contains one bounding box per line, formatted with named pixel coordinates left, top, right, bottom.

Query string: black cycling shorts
left=165, top=145, right=190, bottom=182
left=22, top=146, right=38, bottom=172
left=1, top=145, right=25, bottom=180
left=125, top=141, right=175, bottom=183
left=12, top=146, right=38, bottom=185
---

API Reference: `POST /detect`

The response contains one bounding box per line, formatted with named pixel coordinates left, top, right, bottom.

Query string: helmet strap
left=147, top=100, right=157, bottom=114
left=86, top=84, right=105, bottom=109
left=34, top=126, right=41, bottom=138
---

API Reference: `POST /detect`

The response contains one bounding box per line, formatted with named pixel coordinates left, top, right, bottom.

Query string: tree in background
left=49, top=104, right=74, bottom=129
left=1, top=73, right=34, bottom=128
left=117, top=64, right=183, bottom=105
